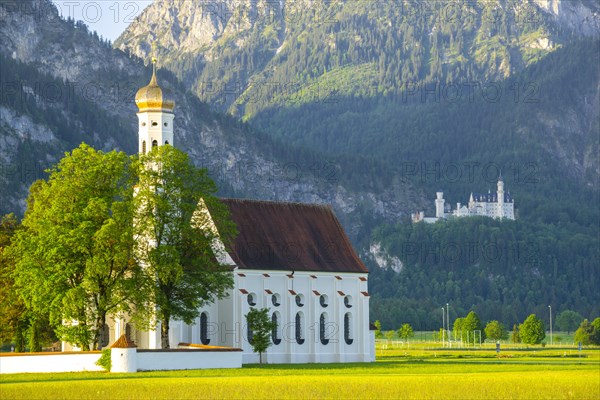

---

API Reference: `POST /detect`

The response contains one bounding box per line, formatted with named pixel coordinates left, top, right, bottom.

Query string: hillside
left=117, top=0, right=600, bottom=229
left=0, top=0, right=420, bottom=238
left=369, top=217, right=600, bottom=330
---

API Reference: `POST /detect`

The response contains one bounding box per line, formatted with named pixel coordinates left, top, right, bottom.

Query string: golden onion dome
left=135, top=59, right=175, bottom=113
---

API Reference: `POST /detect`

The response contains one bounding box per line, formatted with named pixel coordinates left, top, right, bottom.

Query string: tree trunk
left=29, top=319, right=41, bottom=352
left=259, top=352, right=262, bottom=365
left=161, top=313, right=170, bottom=349
left=93, top=312, right=106, bottom=350
left=15, top=323, right=25, bottom=352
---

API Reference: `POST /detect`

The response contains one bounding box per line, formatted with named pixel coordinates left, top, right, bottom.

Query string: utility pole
left=447, top=303, right=450, bottom=342
left=548, top=305, right=553, bottom=346
left=442, top=306, right=445, bottom=347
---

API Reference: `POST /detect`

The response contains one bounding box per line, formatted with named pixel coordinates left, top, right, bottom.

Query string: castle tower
left=135, top=54, right=175, bottom=154
left=435, top=192, right=445, bottom=219
left=497, top=175, right=505, bottom=218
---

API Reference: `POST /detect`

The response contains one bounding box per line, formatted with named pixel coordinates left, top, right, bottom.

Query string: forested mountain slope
left=0, top=0, right=419, bottom=237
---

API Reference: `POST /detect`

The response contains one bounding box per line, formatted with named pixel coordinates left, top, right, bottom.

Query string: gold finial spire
left=135, top=40, right=175, bottom=113
left=150, top=41, right=158, bottom=84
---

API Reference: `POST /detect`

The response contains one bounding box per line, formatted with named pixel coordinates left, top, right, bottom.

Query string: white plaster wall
left=136, top=350, right=242, bottom=371
left=0, top=353, right=103, bottom=374
left=234, top=270, right=371, bottom=364
left=100, top=269, right=373, bottom=364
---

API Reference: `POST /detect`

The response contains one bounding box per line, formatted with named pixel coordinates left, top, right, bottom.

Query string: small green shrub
left=96, top=349, right=111, bottom=372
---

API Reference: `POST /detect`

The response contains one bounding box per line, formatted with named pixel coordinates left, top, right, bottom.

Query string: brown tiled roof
left=220, top=199, right=368, bottom=273
left=110, top=334, right=137, bottom=348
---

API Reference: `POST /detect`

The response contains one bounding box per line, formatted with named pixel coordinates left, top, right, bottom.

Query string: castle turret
left=435, top=192, right=445, bottom=219
left=497, top=175, right=504, bottom=218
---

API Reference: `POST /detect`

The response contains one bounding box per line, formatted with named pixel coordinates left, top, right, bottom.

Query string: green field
left=1, top=344, right=599, bottom=399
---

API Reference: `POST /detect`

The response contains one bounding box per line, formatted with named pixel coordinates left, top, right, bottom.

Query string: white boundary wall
left=0, top=353, right=103, bottom=374
left=1, top=349, right=242, bottom=374
left=136, top=350, right=242, bottom=371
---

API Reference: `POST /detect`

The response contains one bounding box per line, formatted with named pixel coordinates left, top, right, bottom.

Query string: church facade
left=86, top=62, right=373, bottom=363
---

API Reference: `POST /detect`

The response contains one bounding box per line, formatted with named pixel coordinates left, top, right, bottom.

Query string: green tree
left=520, top=314, right=545, bottom=345
left=397, top=323, right=414, bottom=343
left=591, top=318, right=600, bottom=345
left=574, top=319, right=594, bottom=345
left=245, top=308, right=276, bottom=364
left=374, top=320, right=383, bottom=339
left=555, top=310, right=584, bottom=333
left=0, top=214, right=30, bottom=351
left=385, top=330, right=395, bottom=342
left=9, top=144, right=144, bottom=350
left=484, top=320, right=507, bottom=341
left=134, top=145, right=236, bottom=348
left=512, top=324, right=521, bottom=344
left=463, top=311, right=485, bottom=343
left=453, top=317, right=464, bottom=342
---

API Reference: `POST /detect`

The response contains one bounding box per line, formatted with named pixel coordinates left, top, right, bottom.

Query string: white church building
left=412, top=179, right=515, bottom=223
left=72, top=61, right=374, bottom=364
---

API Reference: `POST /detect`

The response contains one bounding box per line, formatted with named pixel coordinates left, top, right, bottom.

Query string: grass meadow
left=1, top=339, right=599, bottom=399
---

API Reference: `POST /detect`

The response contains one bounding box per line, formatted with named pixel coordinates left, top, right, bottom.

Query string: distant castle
left=412, top=177, right=515, bottom=223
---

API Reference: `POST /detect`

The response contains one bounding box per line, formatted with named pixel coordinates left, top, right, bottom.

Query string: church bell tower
left=135, top=50, right=175, bottom=154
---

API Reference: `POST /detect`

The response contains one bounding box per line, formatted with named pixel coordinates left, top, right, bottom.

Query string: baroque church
left=63, top=60, right=374, bottom=363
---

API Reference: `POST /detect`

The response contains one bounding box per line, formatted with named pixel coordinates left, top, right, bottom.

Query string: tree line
left=373, top=310, right=600, bottom=346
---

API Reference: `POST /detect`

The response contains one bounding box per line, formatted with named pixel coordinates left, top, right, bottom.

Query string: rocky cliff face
left=116, top=0, right=600, bottom=113
left=0, top=0, right=420, bottom=236
left=533, top=0, right=600, bottom=36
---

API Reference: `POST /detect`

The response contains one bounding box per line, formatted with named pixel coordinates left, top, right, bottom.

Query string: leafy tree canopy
left=134, top=145, right=236, bottom=349
left=8, top=144, right=142, bottom=350
left=520, top=314, right=545, bottom=345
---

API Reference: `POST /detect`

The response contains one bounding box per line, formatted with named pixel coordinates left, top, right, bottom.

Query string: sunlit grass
left=2, top=346, right=599, bottom=399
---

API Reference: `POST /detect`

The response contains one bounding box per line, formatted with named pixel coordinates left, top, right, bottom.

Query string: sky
left=52, top=1, right=153, bottom=42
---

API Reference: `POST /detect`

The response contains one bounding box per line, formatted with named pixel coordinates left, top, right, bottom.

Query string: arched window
left=165, top=140, right=169, bottom=145
left=295, top=312, right=304, bottom=345
left=247, top=324, right=254, bottom=345
left=344, top=295, right=353, bottom=308
left=320, top=294, right=328, bottom=308
left=295, top=294, right=304, bottom=307
left=152, top=140, right=158, bottom=148
left=247, top=293, right=256, bottom=307
left=200, top=312, right=210, bottom=345
left=272, top=312, right=281, bottom=345
left=125, top=323, right=133, bottom=342
left=320, top=313, right=329, bottom=345
left=272, top=294, right=280, bottom=307
left=164, top=122, right=168, bottom=127
left=344, top=313, right=353, bottom=345
left=142, top=141, right=147, bottom=154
